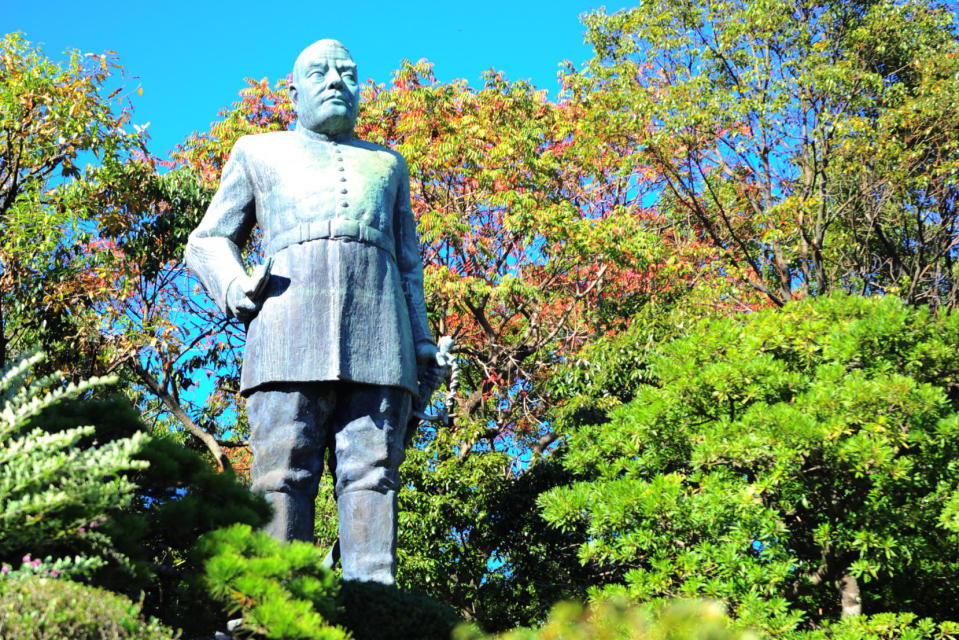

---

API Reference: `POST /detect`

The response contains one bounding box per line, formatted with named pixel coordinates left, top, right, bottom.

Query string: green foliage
left=568, top=0, right=959, bottom=308
left=337, top=580, right=461, bottom=640
left=806, top=613, right=959, bottom=640
left=0, top=577, right=177, bottom=640
left=541, top=294, right=959, bottom=633
left=0, top=352, right=148, bottom=577
left=198, top=523, right=348, bottom=640
left=0, top=33, right=147, bottom=370
left=14, top=373, right=270, bottom=634
left=550, top=300, right=696, bottom=430
left=397, top=438, right=597, bottom=630
left=120, top=433, right=271, bottom=632
left=455, top=598, right=754, bottom=640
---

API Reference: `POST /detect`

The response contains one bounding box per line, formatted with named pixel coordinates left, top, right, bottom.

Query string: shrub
left=455, top=599, right=754, bottom=640
left=0, top=353, right=148, bottom=578
left=198, top=523, right=348, bottom=640
left=800, top=613, right=959, bottom=639
left=0, top=352, right=271, bottom=635
left=337, top=580, right=461, bottom=640
left=541, top=294, right=959, bottom=632
left=0, top=577, right=178, bottom=639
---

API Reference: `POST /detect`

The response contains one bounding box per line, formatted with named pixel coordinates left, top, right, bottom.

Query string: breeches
left=247, top=382, right=412, bottom=500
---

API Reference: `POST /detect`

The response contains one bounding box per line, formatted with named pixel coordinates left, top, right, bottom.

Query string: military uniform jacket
left=185, top=128, right=432, bottom=396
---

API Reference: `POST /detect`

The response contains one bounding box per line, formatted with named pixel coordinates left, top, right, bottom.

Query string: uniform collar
left=295, top=123, right=353, bottom=144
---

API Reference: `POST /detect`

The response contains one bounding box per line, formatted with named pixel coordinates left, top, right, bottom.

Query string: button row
left=334, top=143, right=347, bottom=207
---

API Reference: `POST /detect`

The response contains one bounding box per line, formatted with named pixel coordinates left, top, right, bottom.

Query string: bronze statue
left=186, top=39, right=443, bottom=584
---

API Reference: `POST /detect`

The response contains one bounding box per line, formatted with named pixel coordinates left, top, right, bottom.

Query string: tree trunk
left=836, top=572, right=862, bottom=618
left=128, top=362, right=233, bottom=472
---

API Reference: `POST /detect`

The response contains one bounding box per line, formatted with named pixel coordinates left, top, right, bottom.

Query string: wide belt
left=266, top=218, right=395, bottom=260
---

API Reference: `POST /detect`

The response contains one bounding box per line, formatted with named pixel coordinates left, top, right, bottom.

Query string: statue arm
left=185, top=138, right=257, bottom=316
left=393, top=155, right=435, bottom=356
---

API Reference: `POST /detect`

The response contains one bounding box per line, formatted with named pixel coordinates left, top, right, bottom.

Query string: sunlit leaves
left=0, top=33, right=148, bottom=370
left=543, top=293, right=959, bottom=632
left=567, top=0, right=959, bottom=307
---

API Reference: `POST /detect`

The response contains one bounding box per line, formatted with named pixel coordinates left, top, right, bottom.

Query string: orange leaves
left=172, top=76, right=295, bottom=186
left=347, top=63, right=691, bottom=438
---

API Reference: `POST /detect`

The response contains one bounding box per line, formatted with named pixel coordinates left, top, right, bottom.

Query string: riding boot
left=263, top=489, right=315, bottom=543
left=337, top=489, right=397, bottom=584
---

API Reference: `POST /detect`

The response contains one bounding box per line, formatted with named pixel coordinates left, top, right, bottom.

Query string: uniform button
left=338, top=166, right=345, bottom=171
left=339, top=176, right=347, bottom=182
left=340, top=188, right=348, bottom=194
left=341, top=202, right=349, bottom=207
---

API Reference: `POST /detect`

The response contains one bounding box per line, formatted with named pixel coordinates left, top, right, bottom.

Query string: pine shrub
left=0, top=353, right=148, bottom=578
left=198, top=523, right=348, bottom=640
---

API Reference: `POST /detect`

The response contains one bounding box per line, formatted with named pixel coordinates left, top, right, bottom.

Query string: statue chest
left=246, top=141, right=400, bottom=229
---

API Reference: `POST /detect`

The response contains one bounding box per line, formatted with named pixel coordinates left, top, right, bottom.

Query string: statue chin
left=301, top=111, right=356, bottom=138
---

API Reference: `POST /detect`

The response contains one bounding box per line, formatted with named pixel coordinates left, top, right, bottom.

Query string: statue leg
left=330, top=384, right=411, bottom=584
left=248, top=382, right=336, bottom=542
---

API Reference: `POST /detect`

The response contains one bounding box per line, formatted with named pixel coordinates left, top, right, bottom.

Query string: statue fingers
left=231, top=293, right=263, bottom=322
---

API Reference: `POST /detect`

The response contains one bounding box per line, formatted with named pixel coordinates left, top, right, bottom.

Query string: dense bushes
left=0, top=353, right=148, bottom=579
left=7, top=366, right=271, bottom=634
left=0, top=577, right=178, bottom=640
left=455, top=599, right=754, bottom=640
left=541, top=294, right=959, bottom=634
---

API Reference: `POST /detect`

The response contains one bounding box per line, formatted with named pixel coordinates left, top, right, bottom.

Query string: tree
left=540, top=293, right=959, bottom=634
left=2, top=355, right=271, bottom=636
left=0, top=33, right=147, bottom=369
left=0, top=33, right=248, bottom=468
left=172, top=62, right=696, bottom=451
left=564, top=0, right=959, bottom=308
left=0, top=353, right=147, bottom=579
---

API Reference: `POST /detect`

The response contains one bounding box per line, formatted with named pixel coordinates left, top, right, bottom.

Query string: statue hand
left=227, top=259, right=273, bottom=323
left=414, top=338, right=453, bottom=400
left=226, top=279, right=262, bottom=322
left=415, top=341, right=440, bottom=365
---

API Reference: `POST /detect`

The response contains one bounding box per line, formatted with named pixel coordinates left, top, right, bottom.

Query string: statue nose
left=326, top=71, right=346, bottom=90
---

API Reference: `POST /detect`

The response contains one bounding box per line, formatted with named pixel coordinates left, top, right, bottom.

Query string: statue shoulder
left=353, top=139, right=408, bottom=172
left=232, top=130, right=298, bottom=155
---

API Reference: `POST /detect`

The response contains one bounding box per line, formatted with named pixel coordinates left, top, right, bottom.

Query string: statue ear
left=288, top=83, right=299, bottom=107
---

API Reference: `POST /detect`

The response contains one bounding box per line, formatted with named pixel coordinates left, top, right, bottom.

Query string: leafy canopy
left=542, top=293, right=959, bottom=635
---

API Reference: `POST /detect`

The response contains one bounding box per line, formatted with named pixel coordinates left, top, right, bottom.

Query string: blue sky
left=4, top=0, right=630, bottom=157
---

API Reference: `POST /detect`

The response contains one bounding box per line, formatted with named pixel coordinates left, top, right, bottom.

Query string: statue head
left=289, top=39, right=359, bottom=138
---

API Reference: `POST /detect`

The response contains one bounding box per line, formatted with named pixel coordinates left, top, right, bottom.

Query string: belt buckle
left=332, top=218, right=360, bottom=242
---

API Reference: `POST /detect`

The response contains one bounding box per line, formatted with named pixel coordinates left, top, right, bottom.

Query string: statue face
left=290, top=40, right=359, bottom=137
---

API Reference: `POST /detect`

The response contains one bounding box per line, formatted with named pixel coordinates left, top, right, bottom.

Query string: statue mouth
left=320, top=92, right=350, bottom=106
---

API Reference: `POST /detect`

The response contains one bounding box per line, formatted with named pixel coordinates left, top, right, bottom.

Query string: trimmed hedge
left=0, top=577, right=178, bottom=639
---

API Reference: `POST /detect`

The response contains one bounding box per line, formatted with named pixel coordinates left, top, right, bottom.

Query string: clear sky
left=4, top=0, right=630, bottom=157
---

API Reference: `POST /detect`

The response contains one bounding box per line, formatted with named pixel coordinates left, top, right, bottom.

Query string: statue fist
left=227, top=258, right=273, bottom=322
left=414, top=337, right=454, bottom=394
left=411, top=336, right=456, bottom=425
left=415, top=341, right=440, bottom=365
